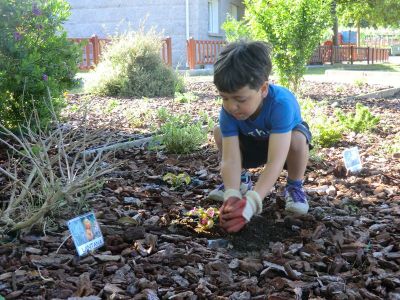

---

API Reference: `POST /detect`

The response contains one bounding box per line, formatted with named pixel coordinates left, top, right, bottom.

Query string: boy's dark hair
left=214, top=40, right=272, bottom=93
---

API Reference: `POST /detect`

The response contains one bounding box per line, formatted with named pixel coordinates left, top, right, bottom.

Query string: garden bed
left=0, top=79, right=399, bottom=299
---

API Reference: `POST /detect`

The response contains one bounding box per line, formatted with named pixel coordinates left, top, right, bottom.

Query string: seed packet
left=342, top=147, right=362, bottom=173
left=67, top=211, right=104, bottom=256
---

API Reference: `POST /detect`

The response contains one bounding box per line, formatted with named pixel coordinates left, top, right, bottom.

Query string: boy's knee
left=213, top=125, right=222, bottom=140
left=290, top=131, right=307, bottom=152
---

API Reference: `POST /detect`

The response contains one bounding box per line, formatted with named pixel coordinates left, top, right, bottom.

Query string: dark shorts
left=240, top=121, right=312, bottom=169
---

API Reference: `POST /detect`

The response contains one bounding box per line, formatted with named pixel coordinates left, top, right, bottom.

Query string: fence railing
left=186, top=38, right=390, bottom=69
left=309, top=45, right=389, bottom=64
left=187, top=37, right=227, bottom=70
left=69, top=35, right=172, bottom=70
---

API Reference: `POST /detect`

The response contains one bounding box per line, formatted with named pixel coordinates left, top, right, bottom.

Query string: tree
left=336, top=0, right=400, bottom=45
left=225, top=0, right=331, bottom=91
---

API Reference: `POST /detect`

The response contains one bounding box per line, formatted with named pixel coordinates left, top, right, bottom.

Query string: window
left=230, top=4, right=238, bottom=20
left=208, top=0, right=219, bottom=34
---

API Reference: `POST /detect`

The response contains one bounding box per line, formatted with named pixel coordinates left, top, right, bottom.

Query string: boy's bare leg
left=286, top=130, right=309, bottom=180
left=213, top=125, right=223, bottom=156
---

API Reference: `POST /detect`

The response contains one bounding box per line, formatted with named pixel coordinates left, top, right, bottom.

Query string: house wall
left=64, top=0, right=245, bottom=67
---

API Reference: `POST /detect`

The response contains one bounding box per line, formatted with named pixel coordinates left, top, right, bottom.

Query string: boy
left=208, top=40, right=312, bottom=233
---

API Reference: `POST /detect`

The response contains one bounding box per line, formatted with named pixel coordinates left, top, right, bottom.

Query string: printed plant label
left=343, top=147, right=362, bottom=172
left=67, top=211, right=104, bottom=256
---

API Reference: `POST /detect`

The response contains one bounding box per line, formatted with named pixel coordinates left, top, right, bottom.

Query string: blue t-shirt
left=219, top=84, right=302, bottom=140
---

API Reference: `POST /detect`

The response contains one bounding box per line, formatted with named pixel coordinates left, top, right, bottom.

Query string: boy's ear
left=260, top=81, right=269, bottom=98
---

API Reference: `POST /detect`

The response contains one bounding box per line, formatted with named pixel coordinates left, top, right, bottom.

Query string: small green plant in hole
left=336, top=103, right=379, bottom=133
left=186, top=206, right=220, bottom=231
left=335, top=86, right=345, bottom=93
left=104, top=99, right=120, bottom=114
left=345, top=204, right=359, bottom=215
left=163, top=172, right=191, bottom=189
left=388, top=133, right=400, bottom=154
left=354, top=78, right=366, bottom=88
left=156, top=107, right=170, bottom=122
left=175, top=92, right=198, bottom=103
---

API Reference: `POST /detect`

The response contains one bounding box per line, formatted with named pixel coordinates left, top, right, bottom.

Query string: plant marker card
left=67, top=211, right=104, bottom=256
left=342, top=147, right=362, bottom=172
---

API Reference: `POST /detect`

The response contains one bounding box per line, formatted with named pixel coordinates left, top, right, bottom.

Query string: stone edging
left=339, top=87, right=400, bottom=102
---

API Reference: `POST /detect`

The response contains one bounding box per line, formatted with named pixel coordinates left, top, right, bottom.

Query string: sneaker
left=284, top=185, right=309, bottom=214
left=207, top=172, right=253, bottom=202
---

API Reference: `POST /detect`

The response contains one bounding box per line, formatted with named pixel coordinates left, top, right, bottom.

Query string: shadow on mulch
left=174, top=209, right=301, bottom=253
left=227, top=215, right=298, bottom=252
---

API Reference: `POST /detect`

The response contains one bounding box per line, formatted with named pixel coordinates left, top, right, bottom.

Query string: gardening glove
left=220, top=190, right=263, bottom=233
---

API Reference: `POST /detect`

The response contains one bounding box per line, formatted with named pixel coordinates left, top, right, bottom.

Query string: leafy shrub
left=299, top=98, right=342, bottom=148
left=157, top=113, right=208, bottom=154
left=312, top=119, right=343, bottom=148
left=0, top=0, right=81, bottom=130
left=86, top=28, right=181, bottom=98
left=336, top=103, right=380, bottom=133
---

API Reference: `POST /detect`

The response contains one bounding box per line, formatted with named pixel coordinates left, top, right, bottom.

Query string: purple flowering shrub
left=0, top=0, right=81, bottom=130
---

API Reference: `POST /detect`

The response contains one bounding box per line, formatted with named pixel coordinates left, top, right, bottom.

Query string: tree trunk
left=331, top=1, right=339, bottom=46
left=357, top=23, right=361, bottom=47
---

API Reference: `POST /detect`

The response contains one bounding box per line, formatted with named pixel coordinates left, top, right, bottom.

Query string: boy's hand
left=219, top=190, right=263, bottom=233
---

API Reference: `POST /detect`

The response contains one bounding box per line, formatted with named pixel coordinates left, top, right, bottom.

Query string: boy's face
left=219, top=81, right=269, bottom=120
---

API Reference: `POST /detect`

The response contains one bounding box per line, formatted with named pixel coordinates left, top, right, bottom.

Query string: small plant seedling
left=335, top=86, right=345, bottom=93
left=104, top=99, right=119, bottom=114
left=354, top=78, right=366, bottom=88
left=175, top=92, right=198, bottom=103
left=163, top=172, right=191, bottom=189
left=186, top=206, right=220, bottom=231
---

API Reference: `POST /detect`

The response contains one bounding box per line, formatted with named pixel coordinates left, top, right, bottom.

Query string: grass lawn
left=305, top=62, right=400, bottom=75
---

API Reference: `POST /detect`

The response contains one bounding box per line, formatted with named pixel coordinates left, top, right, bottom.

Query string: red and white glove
left=219, top=189, right=263, bottom=233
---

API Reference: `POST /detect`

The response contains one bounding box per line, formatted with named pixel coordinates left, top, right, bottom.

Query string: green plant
left=174, top=73, right=186, bottom=93
left=0, top=0, right=81, bottom=130
left=163, top=172, right=191, bottom=189
left=354, top=78, right=366, bottom=88
left=157, top=113, right=208, bottom=154
left=186, top=206, right=220, bottom=231
left=335, top=86, right=345, bottom=93
left=156, top=107, right=170, bottom=122
left=312, top=119, right=343, bottom=148
left=222, top=15, right=252, bottom=42
left=336, top=103, right=380, bottom=133
left=175, top=92, right=198, bottom=103
left=104, top=99, right=120, bottom=114
left=126, top=112, right=144, bottom=128
left=199, top=110, right=216, bottom=131
left=299, top=97, right=342, bottom=148
left=223, top=0, right=331, bottom=91
left=85, top=28, right=181, bottom=98
left=386, top=134, right=400, bottom=154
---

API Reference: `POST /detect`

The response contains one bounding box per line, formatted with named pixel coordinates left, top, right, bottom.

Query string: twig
left=34, top=265, right=54, bottom=282
left=56, top=234, right=72, bottom=254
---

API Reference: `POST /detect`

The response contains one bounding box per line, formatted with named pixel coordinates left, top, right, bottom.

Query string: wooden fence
left=186, top=38, right=389, bottom=69
left=309, top=45, right=390, bottom=65
left=69, top=35, right=172, bottom=70
left=186, top=38, right=227, bottom=70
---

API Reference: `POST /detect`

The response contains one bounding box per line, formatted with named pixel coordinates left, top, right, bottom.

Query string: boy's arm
left=254, top=132, right=292, bottom=199
left=220, top=136, right=242, bottom=190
